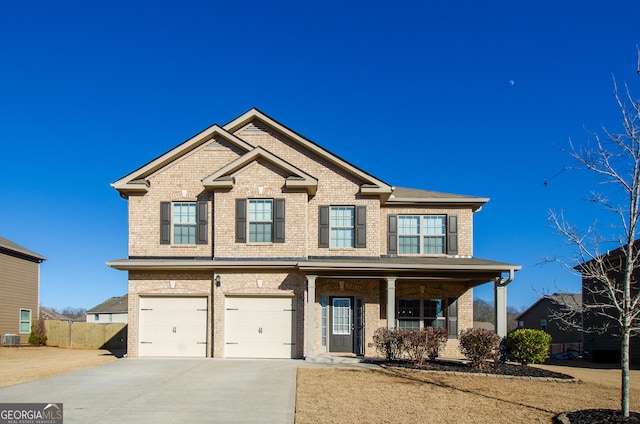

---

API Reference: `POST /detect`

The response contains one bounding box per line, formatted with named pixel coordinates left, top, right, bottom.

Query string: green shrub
left=458, top=328, right=500, bottom=368
left=507, top=329, right=552, bottom=365
left=28, top=317, right=47, bottom=346
left=373, top=327, right=404, bottom=361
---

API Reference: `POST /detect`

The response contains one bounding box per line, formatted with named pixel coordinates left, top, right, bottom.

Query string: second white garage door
left=139, top=296, right=208, bottom=357
left=225, top=296, right=296, bottom=358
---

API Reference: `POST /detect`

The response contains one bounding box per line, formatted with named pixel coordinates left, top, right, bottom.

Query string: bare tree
left=548, top=77, right=640, bottom=417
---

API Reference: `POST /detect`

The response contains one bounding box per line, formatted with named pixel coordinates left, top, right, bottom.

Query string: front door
left=329, top=297, right=353, bottom=353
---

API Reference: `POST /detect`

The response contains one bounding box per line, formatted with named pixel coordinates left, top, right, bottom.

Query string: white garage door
left=225, top=296, right=296, bottom=359
left=139, top=297, right=208, bottom=357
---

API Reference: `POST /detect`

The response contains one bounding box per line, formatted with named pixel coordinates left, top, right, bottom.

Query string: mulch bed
left=383, top=358, right=574, bottom=380
left=555, top=409, right=640, bottom=423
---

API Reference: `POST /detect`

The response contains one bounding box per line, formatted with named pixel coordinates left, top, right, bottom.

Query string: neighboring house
left=0, top=236, right=46, bottom=345
left=473, top=321, right=495, bottom=332
left=517, top=293, right=582, bottom=352
left=108, top=108, right=520, bottom=359
left=577, top=244, right=640, bottom=364
left=40, top=306, right=72, bottom=321
left=86, top=294, right=128, bottom=323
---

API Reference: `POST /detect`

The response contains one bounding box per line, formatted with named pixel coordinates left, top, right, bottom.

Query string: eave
left=201, top=146, right=319, bottom=195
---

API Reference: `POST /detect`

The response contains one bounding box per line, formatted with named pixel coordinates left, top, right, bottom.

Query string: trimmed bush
left=507, top=329, right=552, bottom=366
left=29, top=317, right=47, bottom=346
left=373, top=327, right=404, bottom=361
left=423, top=326, right=448, bottom=360
left=402, top=329, right=429, bottom=365
left=458, top=328, right=500, bottom=368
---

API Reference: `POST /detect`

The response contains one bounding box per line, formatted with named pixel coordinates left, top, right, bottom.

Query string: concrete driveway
left=0, top=358, right=302, bottom=423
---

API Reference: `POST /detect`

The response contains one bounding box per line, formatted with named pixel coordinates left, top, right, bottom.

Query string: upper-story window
left=160, top=201, right=208, bottom=245
left=173, top=202, right=197, bottom=244
left=330, top=206, right=354, bottom=248
left=387, top=214, right=457, bottom=256
left=398, top=215, right=446, bottom=254
left=236, top=198, right=285, bottom=244
left=318, top=205, right=366, bottom=249
left=249, top=199, right=273, bottom=242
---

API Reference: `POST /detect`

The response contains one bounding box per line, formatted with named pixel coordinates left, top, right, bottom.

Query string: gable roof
left=111, top=124, right=254, bottom=197
left=202, top=146, right=319, bottom=195
left=87, top=294, right=128, bottom=314
left=111, top=108, right=489, bottom=209
left=517, top=293, right=582, bottom=321
left=0, top=236, right=46, bottom=263
left=223, top=108, right=392, bottom=197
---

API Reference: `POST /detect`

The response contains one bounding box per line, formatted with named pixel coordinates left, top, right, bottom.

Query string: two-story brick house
left=108, top=108, right=520, bottom=359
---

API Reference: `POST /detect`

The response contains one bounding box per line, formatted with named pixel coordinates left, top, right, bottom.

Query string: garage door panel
left=225, top=297, right=296, bottom=359
left=139, top=297, right=207, bottom=357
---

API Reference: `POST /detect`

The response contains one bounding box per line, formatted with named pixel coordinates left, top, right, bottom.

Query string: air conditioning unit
left=3, top=334, right=21, bottom=345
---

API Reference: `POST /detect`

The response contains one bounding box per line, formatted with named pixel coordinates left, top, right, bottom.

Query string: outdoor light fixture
left=215, top=275, right=221, bottom=287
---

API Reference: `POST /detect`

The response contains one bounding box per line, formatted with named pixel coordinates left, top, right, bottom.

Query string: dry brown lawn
left=295, top=363, right=640, bottom=424
left=0, top=346, right=117, bottom=388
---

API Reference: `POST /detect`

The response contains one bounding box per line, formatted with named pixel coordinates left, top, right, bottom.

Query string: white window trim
left=397, top=215, right=446, bottom=255
left=19, top=309, right=32, bottom=334
left=248, top=199, right=274, bottom=243
left=172, top=202, right=197, bottom=245
left=329, top=206, right=355, bottom=248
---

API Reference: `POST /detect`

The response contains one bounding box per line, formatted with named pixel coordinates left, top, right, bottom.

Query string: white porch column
left=386, top=277, right=396, bottom=329
left=306, top=275, right=317, bottom=359
left=494, top=279, right=507, bottom=337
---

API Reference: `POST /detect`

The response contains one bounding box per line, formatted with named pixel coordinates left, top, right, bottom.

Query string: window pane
left=330, top=207, right=354, bottom=248
left=332, top=298, right=351, bottom=335
left=173, top=203, right=196, bottom=244
left=423, top=215, right=445, bottom=235
left=425, top=318, right=446, bottom=328
left=424, top=299, right=443, bottom=318
left=399, top=320, right=420, bottom=331
left=398, top=299, right=420, bottom=318
left=19, top=309, right=31, bottom=333
left=399, top=236, right=419, bottom=254
left=248, top=200, right=273, bottom=242
left=249, top=222, right=273, bottom=242
left=423, top=236, right=445, bottom=254
left=398, top=216, right=420, bottom=235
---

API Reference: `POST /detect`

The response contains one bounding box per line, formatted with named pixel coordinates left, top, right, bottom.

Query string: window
left=108, top=313, right=113, bottom=323
left=249, top=199, right=273, bottom=242
left=173, top=202, right=197, bottom=244
left=518, top=320, right=524, bottom=328
left=19, top=309, right=31, bottom=333
left=540, top=319, right=547, bottom=331
left=332, top=298, right=351, bottom=335
left=330, top=207, right=354, bottom=248
left=236, top=198, right=285, bottom=244
left=160, top=201, right=208, bottom=245
left=94, top=314, right=99, bottom=321
left=319, top=205, right=366, bottom=248
left=321, top=297, right=328, bottom=348
left=397, top=299, right=449, bottom=332
left=398, top=215, right=446, bottom=254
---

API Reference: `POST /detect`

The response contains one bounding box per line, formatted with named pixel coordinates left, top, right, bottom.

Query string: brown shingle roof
left=87, top=294, right=128, bottom=314
left=0, top=236, right=46, bottom=262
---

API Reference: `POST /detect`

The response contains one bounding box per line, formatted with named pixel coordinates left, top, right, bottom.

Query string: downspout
left=494, top=269, right=515, bottom=338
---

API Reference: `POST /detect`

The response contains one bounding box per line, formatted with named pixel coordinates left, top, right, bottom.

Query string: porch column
left=494, top=279, right=507, bottom=337
left=386, top=277, right=396, bottom=329
left=306, top=275, right=317, bottom=359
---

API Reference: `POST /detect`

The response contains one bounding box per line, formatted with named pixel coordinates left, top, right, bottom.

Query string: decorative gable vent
left=240, top=122, right=270, bottom=134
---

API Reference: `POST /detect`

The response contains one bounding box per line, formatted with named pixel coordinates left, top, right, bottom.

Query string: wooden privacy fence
left=44, top=320, right=127, bottom=350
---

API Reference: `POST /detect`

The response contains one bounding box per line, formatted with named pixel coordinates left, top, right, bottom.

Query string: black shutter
left=387, top=214, right=398, bottom=255
left=236, top=199, right=246, bottom=243
left=274, top=198, right=285, bottom=243
left=355, top=206, right=366, bottom=248
left=318, top=206, right=329, bottom=248
left=197, top=201, right=208, bottom=245
left=160, top=202, right=171, bottom=244
left=447, top=298, right=458, bottom=338
left=447, top=214, right=458, bottom=255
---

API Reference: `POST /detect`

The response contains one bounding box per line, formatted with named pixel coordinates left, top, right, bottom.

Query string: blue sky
left=2, top=1, right=639, bottom=311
